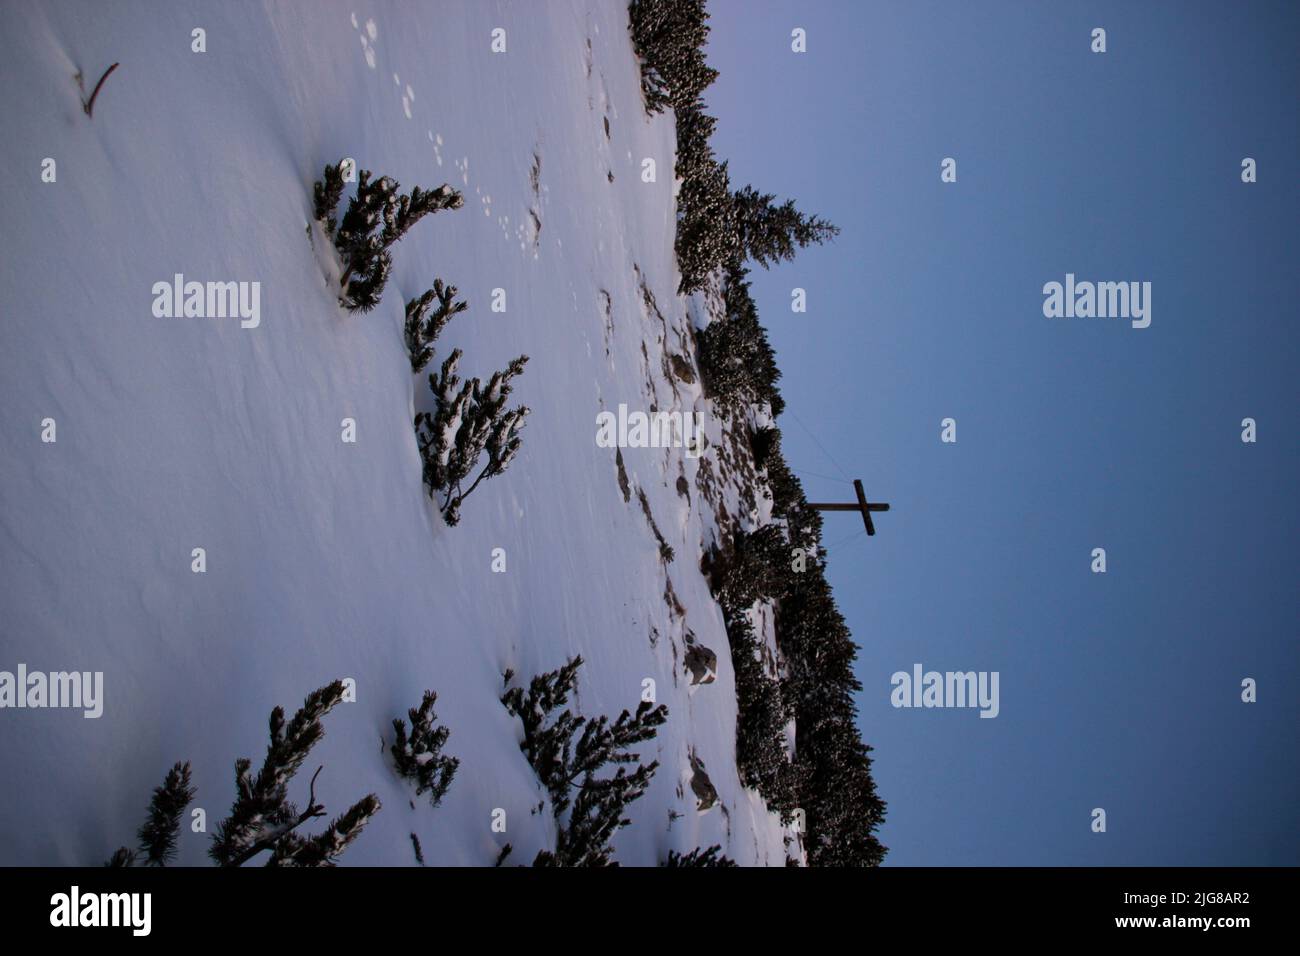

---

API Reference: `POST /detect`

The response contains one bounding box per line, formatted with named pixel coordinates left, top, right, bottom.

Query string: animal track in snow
left=353, top=15, right=378, bottom=69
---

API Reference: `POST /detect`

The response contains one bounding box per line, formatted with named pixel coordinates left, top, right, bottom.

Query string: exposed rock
left=685, top=642, right=717, bottom=686
left=689, top=752, right=718, bottom=813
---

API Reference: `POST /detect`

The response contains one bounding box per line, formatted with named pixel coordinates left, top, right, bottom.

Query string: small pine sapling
left=664, top=845, right=737, bottom=867
left=502, top=657, right=668, bottom=866
left=415, top=352, right=530, bottom=525
left=311, top=160, right=464, bottom=312
left=404, top=280, right=467, bottom=374
left=500, top=655, right=584, bottom=805
left=390, top=690, right=460, bottom=806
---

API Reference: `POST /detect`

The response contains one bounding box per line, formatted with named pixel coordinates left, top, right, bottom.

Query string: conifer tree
left=502, top=657, right=667, bottom=866
left=313, top=161, right=345, bottom=235
left=628, top=0, right=718, bottom=113
left=673, top=96, right=717, bottom=168
left=105, top=761, right=196, bottom=867
left=694, top=263, right=784, bottom=414
left=209, top=681, right=380, bottom=866
left=675, top=155, right=739, bottom=293
left=500, top=655, right=584, bottom=806
left=664, top=845, right=737, bottom=867
left=263, top=794, right=382, bottom=867
left=332, top=167, right=397, bottom=311
left=724, top=611, right=802, bottom=822
left=732, top=185, right=839, bottom=269
left=390, top=690, right=459, bottom=807
left=404, top=280, right=467, bottom=374
left=533, top=758, right=658, bottom=867
left=416, top=351, right=530, bottom=525
left=312, top=160, right=464, bottom=312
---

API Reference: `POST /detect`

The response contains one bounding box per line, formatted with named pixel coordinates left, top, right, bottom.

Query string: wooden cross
left=807, top=479, right=890, bottom=536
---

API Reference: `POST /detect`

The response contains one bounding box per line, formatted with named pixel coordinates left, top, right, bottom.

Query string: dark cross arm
left=806, top=479, right=890, bottom=535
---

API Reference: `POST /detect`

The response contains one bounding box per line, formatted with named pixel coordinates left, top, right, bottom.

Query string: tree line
left=630, top=0, right=887, bottom=866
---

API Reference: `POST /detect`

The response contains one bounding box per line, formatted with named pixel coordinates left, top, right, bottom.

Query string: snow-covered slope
left=0, top=1, right=791, bottom=865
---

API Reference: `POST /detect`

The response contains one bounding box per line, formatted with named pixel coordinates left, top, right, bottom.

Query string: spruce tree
left=628, top=0, right=717, bottom=113
left=209, top=681, right=380, bottom=866
left=675, top=155, right=738, bottom=293
left=694, top=263, right=784, bottom=414
left=390, top=690, right=460, bottom=807
left=724, top=611, right=802, bottom=822
left=732, top=185, right=839, bottom=269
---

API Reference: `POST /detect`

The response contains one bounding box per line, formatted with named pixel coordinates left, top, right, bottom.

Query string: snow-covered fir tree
left=404, top=280, right=467, bottom=374
left=628, top=0, right=717, bottom=114
left=732, top=184, right=840, bottom=269
left=663, top=845, right=736, bottom=867
left=312, top=160, right=464, bottom=312
left=675, top=153, right=739, bottom=293
left=416, top=351, right=530, bottom=525
left=724, top=610, right=802, bottom=822
left=502, top=657, right=667, bottom=866
left=390, top=690, right=459, bottom=806
left=696, top=268, right=784, bottom=415
left=209, top=681, right=380, bottom=867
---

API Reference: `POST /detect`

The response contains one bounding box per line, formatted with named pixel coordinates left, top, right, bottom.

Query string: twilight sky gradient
left=703, top=0, right=1298, bottom=864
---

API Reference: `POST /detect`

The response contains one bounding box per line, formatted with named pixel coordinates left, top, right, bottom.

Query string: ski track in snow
left=0, top=1, right=794, bottom=865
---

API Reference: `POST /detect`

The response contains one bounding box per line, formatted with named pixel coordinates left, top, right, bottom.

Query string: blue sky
left=703, top=0, right=1298, bottom=864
